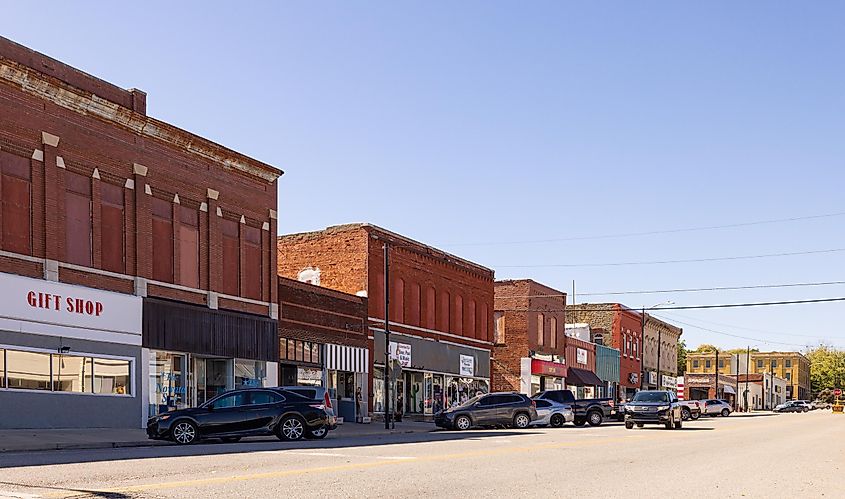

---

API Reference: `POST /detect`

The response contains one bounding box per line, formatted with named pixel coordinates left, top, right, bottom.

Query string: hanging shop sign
left=576, top=348, right=588, bottom=365
left=662, top=375, right=677, bottom=389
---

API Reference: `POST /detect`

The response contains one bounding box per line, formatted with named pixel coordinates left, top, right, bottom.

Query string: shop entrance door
left=193, top=357, right=233, bottom=406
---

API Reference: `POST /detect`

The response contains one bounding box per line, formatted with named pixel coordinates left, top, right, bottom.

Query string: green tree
left=805, top=344, right=845, bottom=395
left=677, top=339, right=688, bottom=375
left=693, top=344, right=719, bottom=353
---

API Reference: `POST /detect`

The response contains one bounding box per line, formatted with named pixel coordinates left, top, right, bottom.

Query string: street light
left=640, top=300, right=674, bottom=391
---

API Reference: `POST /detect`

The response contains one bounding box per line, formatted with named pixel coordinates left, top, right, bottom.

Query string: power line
left=495, top=247, right=845, bottom=268
left=655, top=310, right=827, bottom=339
left=445, top=210, right=845, bottom=247
left=649, top=313, right=808, bottom=348
left=497, top=279, right=845, bottom=299
left=500, top=296, right=845, bottom=313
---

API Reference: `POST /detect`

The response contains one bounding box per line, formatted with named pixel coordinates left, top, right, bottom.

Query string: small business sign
left=662, top=375, right=677, bottom=389
left=835, top=389, right=842, bottom=396
left=576, top=348, right=587, bottom=365
left=389, top=341, right=412, bottom=368
left=459, top=355, right=474, bottom=376
left=648, top=371, right=657, bottom=385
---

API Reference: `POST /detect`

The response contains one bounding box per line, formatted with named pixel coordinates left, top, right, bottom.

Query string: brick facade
left=492, top=279, right=566, bottom=392
left=643, top=314, right=682, bottom=384
left=0, top=36, right=281, bottom=314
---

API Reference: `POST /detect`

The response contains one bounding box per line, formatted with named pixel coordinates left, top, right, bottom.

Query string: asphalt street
left=0, top=411, right=841, bottom=499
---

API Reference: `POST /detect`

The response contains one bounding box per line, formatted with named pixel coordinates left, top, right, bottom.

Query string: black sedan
left=147, top=388, right=336, bottom=445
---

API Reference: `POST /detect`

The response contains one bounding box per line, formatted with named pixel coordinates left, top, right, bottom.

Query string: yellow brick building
left=686, top=351, right=810, bottom=400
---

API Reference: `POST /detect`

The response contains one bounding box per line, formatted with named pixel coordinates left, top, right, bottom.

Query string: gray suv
left=435, top=392, right=538, bottom=431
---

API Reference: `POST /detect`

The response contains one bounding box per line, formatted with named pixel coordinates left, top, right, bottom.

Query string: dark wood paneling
left=143, top=298, right=278, bottom=362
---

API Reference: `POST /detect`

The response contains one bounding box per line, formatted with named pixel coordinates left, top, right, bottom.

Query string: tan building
left=642, top=314, right=682, bottom=390
left=686, top=350, right=810, bottom=401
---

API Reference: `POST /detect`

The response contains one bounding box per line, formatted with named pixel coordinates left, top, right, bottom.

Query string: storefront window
left=94, top=358, right=130, bottom=395
left=52, top=355, right=92, bottom=393
left=149, top=351, right=187, bottom=416
left=235, top=359, right=267, bottom=389
left=424, top=373, right=433, bottom=414
left=373, top=367, right=385, bottom=413
left=432, top=374, right=444, bottom=414
left=296, top=367, right=323, bottom=387
left=446, top=377, right=489, bottom=408
left=195, top=358, right=232, bottom=405
left=6, top=350, right=51, bottom=390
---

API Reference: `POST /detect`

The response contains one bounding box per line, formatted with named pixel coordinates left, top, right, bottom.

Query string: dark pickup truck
left=533, top=390, right=615, bottom=426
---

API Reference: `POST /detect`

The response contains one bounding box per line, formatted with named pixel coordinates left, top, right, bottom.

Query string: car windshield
left=631, top=391, right=669, bottom=403
left=458, top=395, right=483, bottom=408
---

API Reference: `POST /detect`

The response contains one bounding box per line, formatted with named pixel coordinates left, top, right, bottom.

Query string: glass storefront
left=373, top=367, right=489, bottom=415
left=148, top=350, right=267, bottom=417
left=446, top=376, right=489, bottom=409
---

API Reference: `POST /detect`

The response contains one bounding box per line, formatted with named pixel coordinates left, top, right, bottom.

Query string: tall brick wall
left=0, top=39, right=281, bottom=314
left=493, top=280, right=566, bottom=392
left=568, top=303, right=642, bottom=390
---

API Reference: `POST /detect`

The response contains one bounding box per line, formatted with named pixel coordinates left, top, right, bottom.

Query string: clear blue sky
left=4, top=2, right=844, bottom=351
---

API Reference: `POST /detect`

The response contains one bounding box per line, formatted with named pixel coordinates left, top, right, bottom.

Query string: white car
left=703, top=399, right=733, bottom=417
left=532, top=399, right=574, bottom=427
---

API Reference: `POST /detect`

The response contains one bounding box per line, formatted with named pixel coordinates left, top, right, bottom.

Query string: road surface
left=0, top=411, right=841, bottom=498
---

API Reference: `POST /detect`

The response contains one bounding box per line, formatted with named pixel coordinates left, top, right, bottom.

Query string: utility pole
left=745, top=346, right=750, bottom=412
left=735, top=353, right=739, bottom=412
left=383, top=242, right=392, bottom=430
left=656, top=323, right=662, bottom=390
left=715, top=349, right=719, bottom=399
left=640, top=308, right=646, bottom=391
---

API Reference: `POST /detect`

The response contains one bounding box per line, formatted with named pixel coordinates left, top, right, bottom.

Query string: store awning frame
left=566, top=367, right=604, bottom=387
left=723, top=385, right=736, bottom=395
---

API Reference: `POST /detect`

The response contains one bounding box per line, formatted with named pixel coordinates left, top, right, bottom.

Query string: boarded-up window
left=454, top=295, right=463, bottom=334
left=221, top=219, right=239, bottom=295
left=100, top=183, right=124, bottom=273
left=467, top=299, right=476, bottom=339
left=392, top=278, right=405, bottom=323
left=438, top=291, right=450, bottom=332
left=537, top=313, right=545, bottom=346
left=65, top=172, right=92, bottom=266
left=409, top=282, right=420, bottom=326
left=424, top=286, right=436, bottom=329
left=151, top=197, right=173, bottom=282
left=242, top=225, right=261, bottom=299
left=482, top=304, right=490, bottom=342
left=0, top=152, right=31, bottom=254
left=177, top=206, right=199, bottom=288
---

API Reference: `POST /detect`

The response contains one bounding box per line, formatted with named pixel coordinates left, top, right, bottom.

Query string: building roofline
left=0, top=37, right=283, bottom=183
left=277, top=275, right=367, bottom=304
left=278, top=223, right=494, bottom=278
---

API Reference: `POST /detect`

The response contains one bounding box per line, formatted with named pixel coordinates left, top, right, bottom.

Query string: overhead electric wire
left=497, top=279, right=845, bottom=299
left=445, top=210, right=845, bottom=247
left=654, top=310, right=831, bottom=339
left=648, top=313, right=809, bottom=348
left=500, top=296, right=845, bottom=313
left=495, top=247, right=845, bottom=268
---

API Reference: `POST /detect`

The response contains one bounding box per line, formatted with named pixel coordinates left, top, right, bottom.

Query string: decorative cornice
left=0, top=57, right=283, bottom=183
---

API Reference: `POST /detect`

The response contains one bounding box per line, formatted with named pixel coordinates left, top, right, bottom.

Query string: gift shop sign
left=0, top=272, right=141, bottom=335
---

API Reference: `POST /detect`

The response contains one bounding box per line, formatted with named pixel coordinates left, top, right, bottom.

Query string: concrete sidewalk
left=0, top=421, right=435, bottom=453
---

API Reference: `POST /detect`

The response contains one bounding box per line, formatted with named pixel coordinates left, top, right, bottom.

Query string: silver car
left=531, top=399, right=574, bottom=427
left=703, top=399, right=733, bottom=417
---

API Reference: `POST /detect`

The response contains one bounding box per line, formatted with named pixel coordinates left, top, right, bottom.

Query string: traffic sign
left=835, top=389, right=842, bottom=396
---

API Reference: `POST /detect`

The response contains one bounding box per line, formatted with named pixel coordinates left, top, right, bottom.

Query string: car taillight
left=324, top=392, right=333, bottom=409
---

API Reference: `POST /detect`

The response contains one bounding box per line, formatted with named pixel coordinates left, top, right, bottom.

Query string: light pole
left=641, top=301, right=674, bottom=391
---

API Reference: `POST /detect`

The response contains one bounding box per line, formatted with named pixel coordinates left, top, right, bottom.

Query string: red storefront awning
left=531, top=359, right=567, bottom=377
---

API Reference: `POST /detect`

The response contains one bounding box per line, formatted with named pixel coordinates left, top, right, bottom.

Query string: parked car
left=812, top=400, right=832, bottom=410
left=146, top=388, right=336, bottom=445
left=279, top=386, right=335, bottom=438
left=702, top=399, right=733, bottom=417
left=531, top=399, right=574, bottom=428
left=679, top=400, right=703, bottom=421
left=794, top=400, right=813, bottom=411
left=434, top=392, right=537, bottom=431
left=774, top=401, right=809, bottom=413
left=624, top=390, right=683, bottom=430
left=533, top=390, right=614, bottom=427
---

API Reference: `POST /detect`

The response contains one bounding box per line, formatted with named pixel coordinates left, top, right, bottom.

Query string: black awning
left=567, top=367, right=604, bottom=387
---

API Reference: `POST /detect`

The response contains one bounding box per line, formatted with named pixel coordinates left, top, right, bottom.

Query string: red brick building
left=278, top=276, right=370, bottom=421
left=492, top=279, right=567, bottom=394
left=0, top=37, right=282, bottom=428
left=278, top=223, right=494, bottom=416
left=567, top=303, right=643, bottom=399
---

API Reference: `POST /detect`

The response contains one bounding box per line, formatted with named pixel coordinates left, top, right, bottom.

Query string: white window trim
left=0, top=344, right=135, bottom=398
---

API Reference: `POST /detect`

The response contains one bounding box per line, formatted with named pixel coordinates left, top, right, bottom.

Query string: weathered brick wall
left=493, top=280, right=567, bottom=392
left=0, top=39, right=280, bottom=314
left=568, top=303, right=642, bottom=390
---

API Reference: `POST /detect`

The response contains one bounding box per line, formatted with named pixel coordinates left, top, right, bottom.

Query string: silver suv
left=703, top=399, right=733, bottom=417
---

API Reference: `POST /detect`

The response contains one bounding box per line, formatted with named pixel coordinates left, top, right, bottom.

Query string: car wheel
left=636, top=423, right=644, bottom=428
left=681, top=408, right=691, bottom=421
left=690, top=411, right=700, bottom=420
left=455, top=415, right=472, bottom=431
left=573, top=418, right=586, bottom=427
left=513, top=413, right=531, bottom=429
left=587, top=411, right=603, bottom=427
left=220, top=437, right=241, bottom=444
left=277, top=415, right=306, bottom=441
left=171, top=420, right=198, bottom=445
left=721, top=409, right=730, bottom=417
left=305, top=426, right=328, bottom=439
left=625, top=421, right=634, bottom=430
left=550, top=414, right=565, bottom=428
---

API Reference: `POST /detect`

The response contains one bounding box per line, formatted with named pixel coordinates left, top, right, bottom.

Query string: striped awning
left=325, top=344, right=369, bottom=373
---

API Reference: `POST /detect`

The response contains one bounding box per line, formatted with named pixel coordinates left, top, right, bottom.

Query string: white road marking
left=0, top=491, right=42, bottom=499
